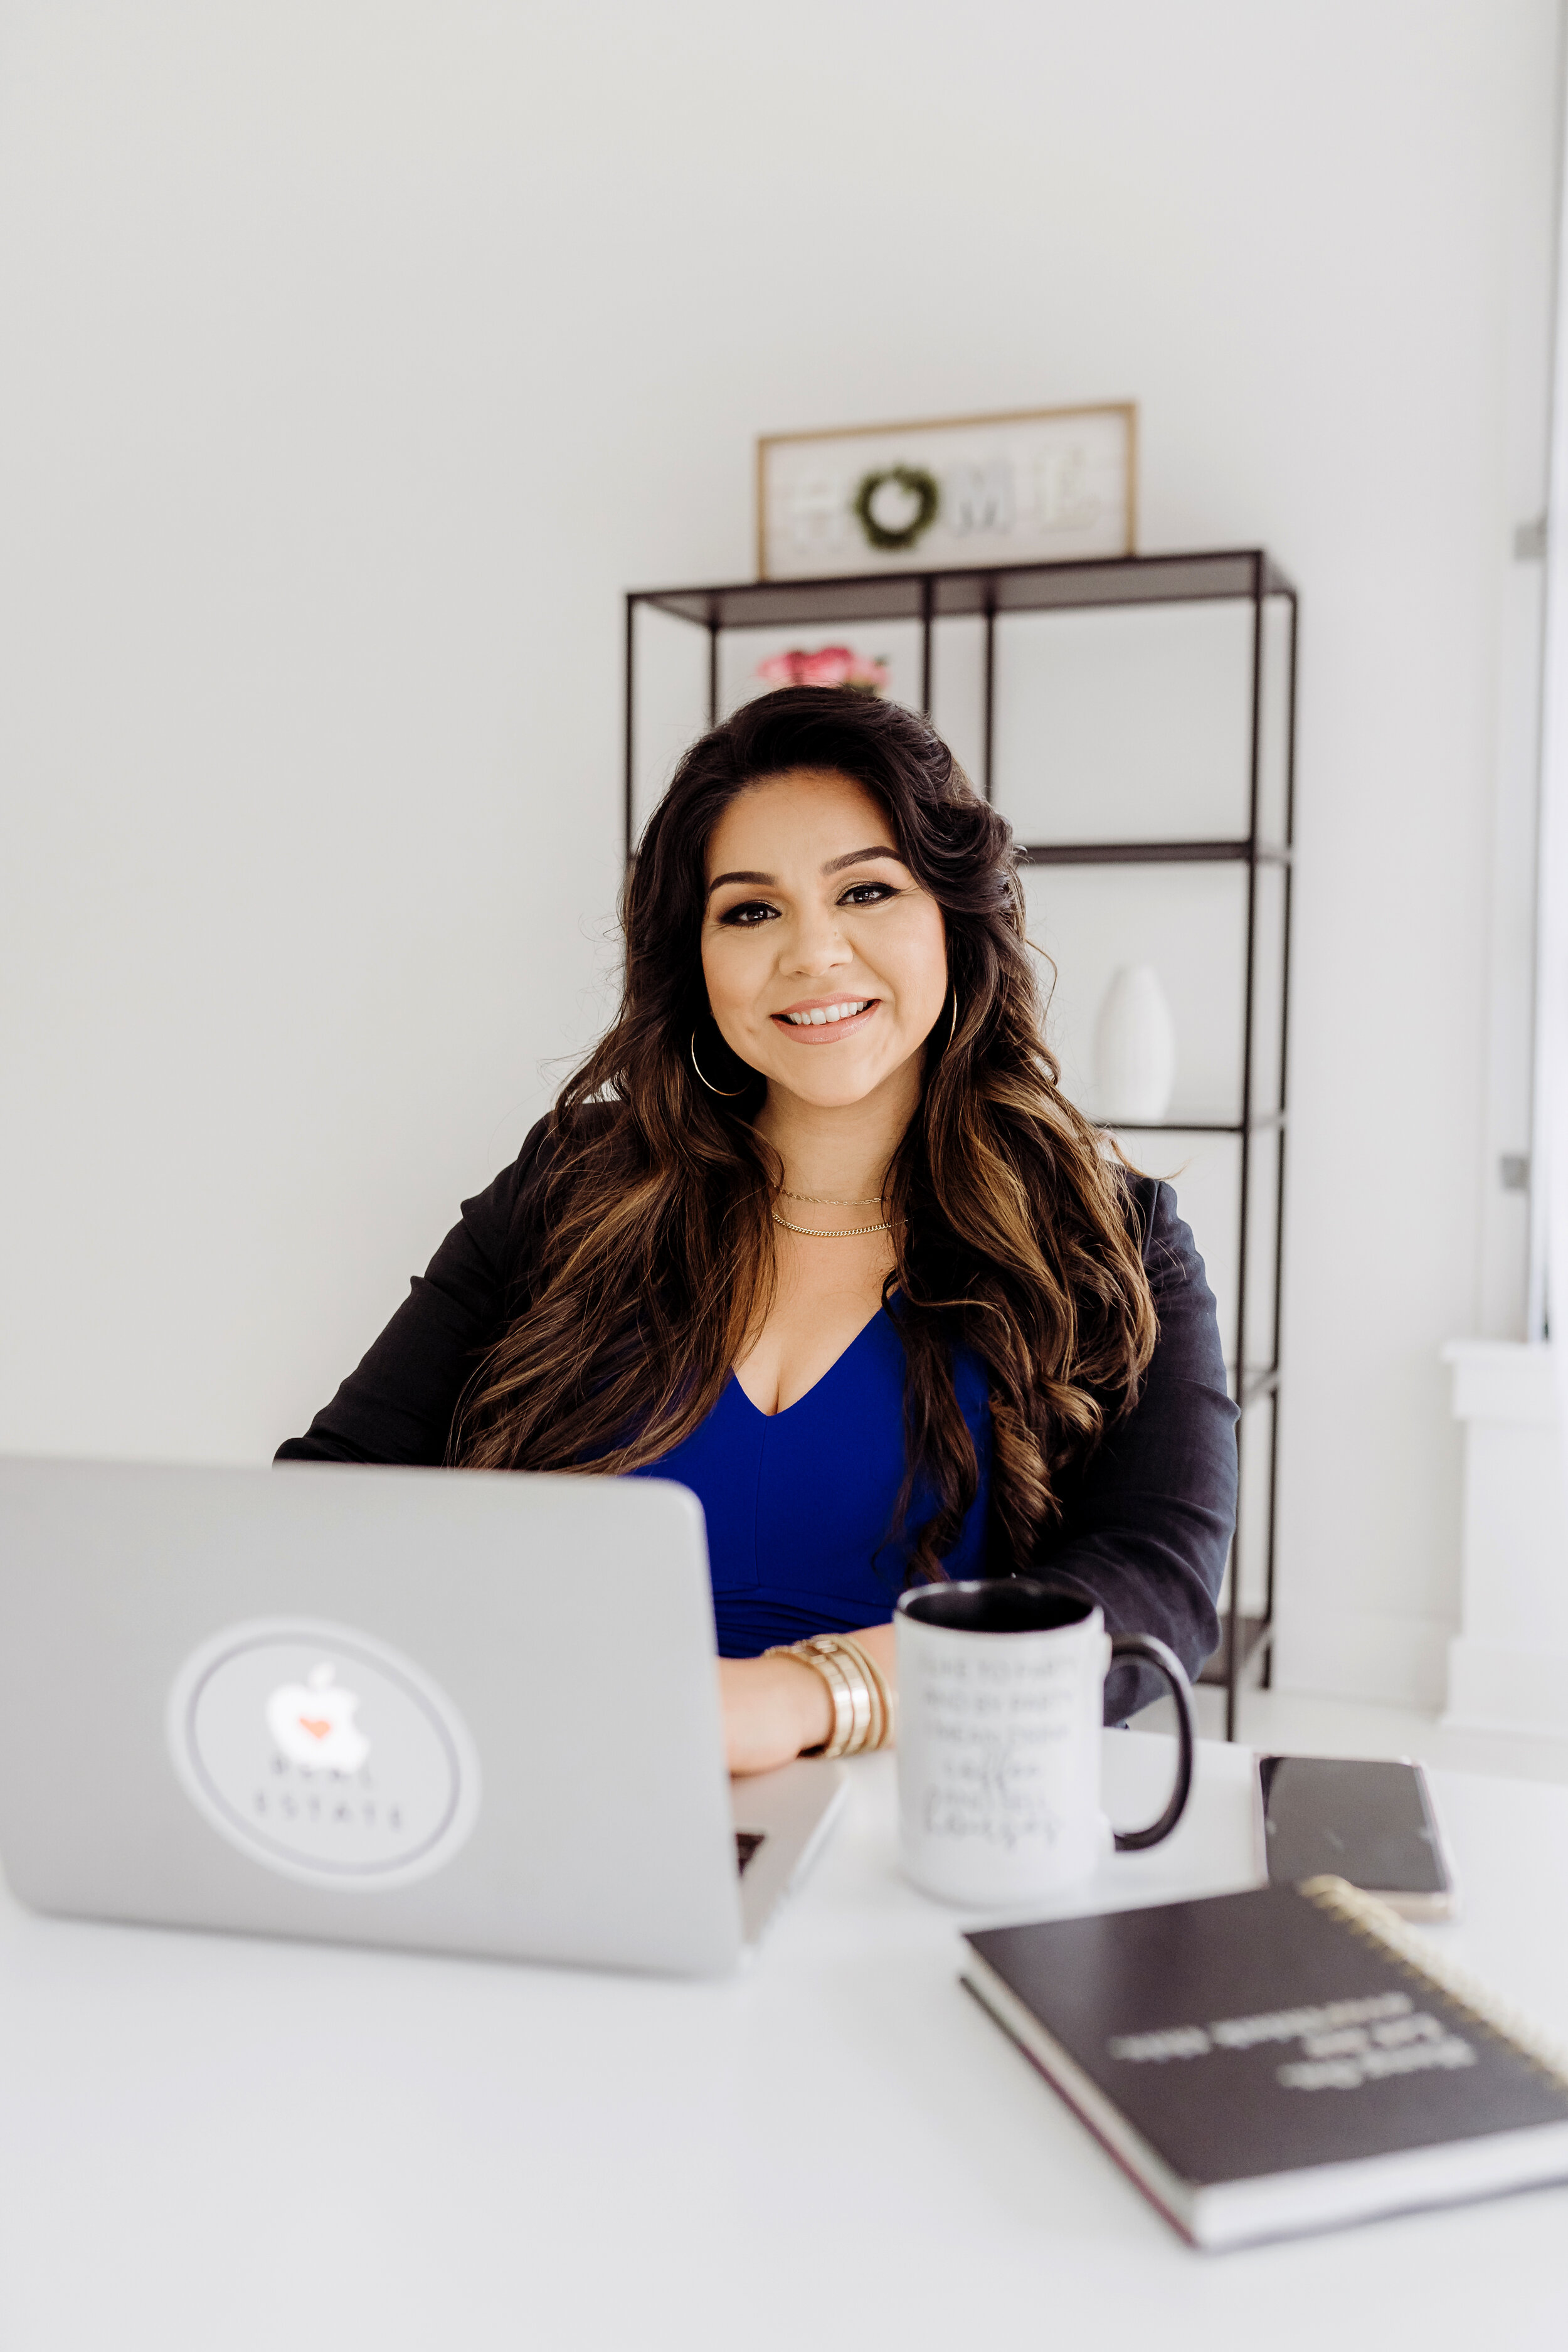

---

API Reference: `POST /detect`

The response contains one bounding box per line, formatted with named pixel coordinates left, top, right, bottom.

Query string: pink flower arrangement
left=756, top=644, right=890, bottom=694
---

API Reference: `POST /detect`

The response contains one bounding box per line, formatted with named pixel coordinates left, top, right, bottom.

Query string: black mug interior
left=898, top=1579, right=1093, bottom=1636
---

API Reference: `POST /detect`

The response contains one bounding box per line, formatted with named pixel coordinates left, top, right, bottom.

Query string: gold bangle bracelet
left=837, top=1646, right=874, bottom=1756
left=839, top=1635, right=896, bottom=1750
left=765, top=1641, right=854, bottom=1757
left=765, top=1635, right=893, bottom=1758
left=824, top=1637, right=880, bottom=1751
left=797, top=1636, right=874, bottom=1756
left=813, top=1646, right=866, bottom=1758
left=821, top=1635, right=893, bottom=1752
left=834, top=1636, right=891, bottom=1751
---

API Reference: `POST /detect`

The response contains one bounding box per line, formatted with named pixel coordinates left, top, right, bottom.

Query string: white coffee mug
left=894, top=1579, right=1195, bottom=1906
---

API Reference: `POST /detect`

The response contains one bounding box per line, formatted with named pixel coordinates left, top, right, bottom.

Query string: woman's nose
left=783, top=909, right=853, bottom=975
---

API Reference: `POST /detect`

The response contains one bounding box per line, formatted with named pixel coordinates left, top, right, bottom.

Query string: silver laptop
left=0, top=1458, right=845, bottom=1975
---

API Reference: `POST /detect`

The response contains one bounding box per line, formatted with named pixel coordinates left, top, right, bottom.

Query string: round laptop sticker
left=166, top=1617, right=481, bottom=1890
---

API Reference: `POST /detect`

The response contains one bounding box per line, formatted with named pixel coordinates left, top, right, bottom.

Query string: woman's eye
left=839, top=882, right=896, bottom=907
left=718, top=899, right=779, bottom=928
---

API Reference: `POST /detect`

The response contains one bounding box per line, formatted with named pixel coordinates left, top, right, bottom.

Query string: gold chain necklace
left=770, top=1210, right=894, bottom=1239
left=775, top=1185, right=884, bottom=1205
left=771, top=1185, right=884, bottom=1204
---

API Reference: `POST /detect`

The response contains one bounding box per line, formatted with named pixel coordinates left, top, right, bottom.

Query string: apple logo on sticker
left=167, top=1617, right=480, bottom=1890
left=266, top=1663, right=371, bottom=1774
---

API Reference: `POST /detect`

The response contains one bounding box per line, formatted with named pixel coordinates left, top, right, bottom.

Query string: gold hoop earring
left=946, top=988, right=959, bottom=1048
left=689, top=1029, right=748, bottom=1099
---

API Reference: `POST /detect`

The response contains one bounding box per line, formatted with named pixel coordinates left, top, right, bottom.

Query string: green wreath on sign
left=852, top=464, right=941, bottom=553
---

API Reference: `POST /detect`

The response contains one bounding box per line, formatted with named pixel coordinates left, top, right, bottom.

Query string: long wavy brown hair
left=454, top=686, right=1156, bottom=1579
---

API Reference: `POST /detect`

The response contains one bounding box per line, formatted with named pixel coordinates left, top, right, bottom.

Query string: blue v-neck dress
left=629, top=1307, right=992, bottom=1656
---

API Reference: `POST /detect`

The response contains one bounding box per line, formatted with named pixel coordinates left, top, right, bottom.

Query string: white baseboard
left=1273, top=1608, right=1453, bottom=1712
left=1443, top=1636, right=1568, bottom=1739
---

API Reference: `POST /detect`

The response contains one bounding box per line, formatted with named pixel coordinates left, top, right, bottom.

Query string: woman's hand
left=719, top=1652, right=833, bottom=1776
left=718, top=1621, right=899, bottom=1776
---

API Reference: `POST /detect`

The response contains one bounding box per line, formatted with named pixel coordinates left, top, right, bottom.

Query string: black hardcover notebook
left=962, top=1878, right=1568, bottom=2250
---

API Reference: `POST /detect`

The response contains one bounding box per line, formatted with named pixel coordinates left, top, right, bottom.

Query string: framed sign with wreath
left=756, top=403, right=1135, bottom=581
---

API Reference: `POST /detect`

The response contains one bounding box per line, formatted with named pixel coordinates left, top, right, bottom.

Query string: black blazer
left=278, top=1119, right=1238, bottom=1721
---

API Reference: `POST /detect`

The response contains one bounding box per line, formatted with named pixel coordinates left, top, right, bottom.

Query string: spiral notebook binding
left=1301, top=1875, right=1568, bottom=2094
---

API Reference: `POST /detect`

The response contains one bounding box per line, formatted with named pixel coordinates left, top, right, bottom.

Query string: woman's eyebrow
left=704, top=846, right=902, bottom=898
left=823, top=845, right=902, bottom=874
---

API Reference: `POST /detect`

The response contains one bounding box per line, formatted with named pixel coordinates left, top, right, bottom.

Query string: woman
left=279, top=687, right=1237, bottom=1771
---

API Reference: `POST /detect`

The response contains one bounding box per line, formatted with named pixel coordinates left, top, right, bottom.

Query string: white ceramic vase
left=1093, top=963, right=1176, bottom=1123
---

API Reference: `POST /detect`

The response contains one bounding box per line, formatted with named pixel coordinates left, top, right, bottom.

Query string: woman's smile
left=773, top=995, right=880, bottom=1038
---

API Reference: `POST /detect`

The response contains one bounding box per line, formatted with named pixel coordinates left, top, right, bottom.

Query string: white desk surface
left=1, top=1732, right=1565, bottom=2352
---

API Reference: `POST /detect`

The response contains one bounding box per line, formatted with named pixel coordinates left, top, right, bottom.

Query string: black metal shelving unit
left=625, top=548, right=1297, bottom=1737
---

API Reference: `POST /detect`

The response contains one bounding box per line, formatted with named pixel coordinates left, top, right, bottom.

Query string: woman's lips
left=770, top=997, right=880, bottom=1041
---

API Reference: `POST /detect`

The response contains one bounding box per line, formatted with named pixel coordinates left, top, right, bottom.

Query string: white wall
left=0, top=0, right=1557, bottom=1705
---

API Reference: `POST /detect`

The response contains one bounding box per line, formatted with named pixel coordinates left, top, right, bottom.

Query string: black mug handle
left=1108, top=1632, right=1195, bottom=1852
